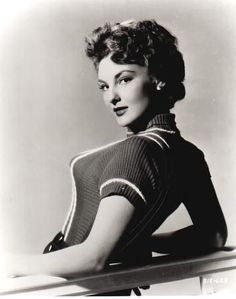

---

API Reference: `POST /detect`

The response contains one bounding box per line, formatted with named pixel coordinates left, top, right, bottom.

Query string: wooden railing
left=0, top=247, right=235, bottom=296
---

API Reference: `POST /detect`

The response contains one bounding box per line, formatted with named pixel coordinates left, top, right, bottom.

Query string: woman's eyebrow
left=98, top=70, right=136, bottom=83
left=114, top=70, right=136, bottom=79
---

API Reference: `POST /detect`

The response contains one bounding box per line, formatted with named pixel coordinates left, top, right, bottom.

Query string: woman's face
left=97, top=55, right=153, bottom=128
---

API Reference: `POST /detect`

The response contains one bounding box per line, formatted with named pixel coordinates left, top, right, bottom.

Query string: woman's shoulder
left=112, top=134, right=166, bottom=161
left=69, top=138, right=127, bottom=166
left=181, top=137, right=205, bottom=158
left=117, top=135, right=155, bottom=150
left=69, top=135, right=162, bottom=167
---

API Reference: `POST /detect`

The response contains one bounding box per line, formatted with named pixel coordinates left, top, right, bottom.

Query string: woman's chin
left=115, top=116, right=131, bottom=128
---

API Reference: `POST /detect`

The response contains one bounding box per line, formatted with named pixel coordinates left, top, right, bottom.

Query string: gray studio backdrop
left=0, top=0, right=235, bottom=255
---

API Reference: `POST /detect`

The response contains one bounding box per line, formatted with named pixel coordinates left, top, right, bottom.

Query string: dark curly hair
left=85, top=19, right=185, bottom=108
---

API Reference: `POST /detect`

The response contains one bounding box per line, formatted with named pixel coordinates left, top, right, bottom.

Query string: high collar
left=126, top=113, right=179, bottom=137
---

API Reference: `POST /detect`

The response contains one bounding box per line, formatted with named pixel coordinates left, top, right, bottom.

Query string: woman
left=1, top=19, right=227, bottom=295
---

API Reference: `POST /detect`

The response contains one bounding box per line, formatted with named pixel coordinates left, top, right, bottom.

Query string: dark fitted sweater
left=60, top=113, right=225, bottom=263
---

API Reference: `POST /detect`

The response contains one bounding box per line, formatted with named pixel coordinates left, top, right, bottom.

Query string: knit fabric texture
left=61, top=113, right=216, bottom=262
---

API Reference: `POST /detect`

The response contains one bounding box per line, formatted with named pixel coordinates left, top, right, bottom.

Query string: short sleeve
left=98, top=137, right=160, bottom=209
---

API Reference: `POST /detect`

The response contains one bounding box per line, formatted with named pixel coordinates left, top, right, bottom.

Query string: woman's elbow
left=86, top=249, right=108, bottom=273
left=73, top=243, right=107, bottom=275
left=211, top=231, right=227, bottom=249
left=91, top=254, right=106, bottom=273
left=208, top=224, right=228, bottom=249
left=83, top=254, right=106, bottom=273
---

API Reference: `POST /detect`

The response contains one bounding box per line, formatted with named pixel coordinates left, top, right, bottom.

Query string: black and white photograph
left=0, top=0, right=235, bottom=296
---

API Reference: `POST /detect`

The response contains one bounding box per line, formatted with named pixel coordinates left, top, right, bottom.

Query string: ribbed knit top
left=61, top=113, right=214, bottom=262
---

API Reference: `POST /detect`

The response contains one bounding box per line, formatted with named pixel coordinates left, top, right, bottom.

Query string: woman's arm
left=2, top=195, right=135, bottom=278
left=151, top=155, right=228, bottom=255
left=150, top=224, right=226, bottom=256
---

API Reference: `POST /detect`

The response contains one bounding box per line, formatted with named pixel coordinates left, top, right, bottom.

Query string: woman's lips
left=113, top=107, right=128, bottom=117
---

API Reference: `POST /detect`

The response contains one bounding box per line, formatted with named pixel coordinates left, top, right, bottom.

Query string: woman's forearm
left=14, top=242, right=103, bottom=278
left=150, top=225, right=226, bottom=255
left=10, top=195, right=135, bottom=278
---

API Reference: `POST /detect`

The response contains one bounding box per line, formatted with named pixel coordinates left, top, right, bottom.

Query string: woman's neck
left=128, top=108, right=170, bottom=134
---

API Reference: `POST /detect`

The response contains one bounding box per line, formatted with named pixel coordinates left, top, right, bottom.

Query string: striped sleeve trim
left=145, top=127, right=176, bottom=134
left=62, top=168, right=77, bottom=239
left=138, top=132, right=170, bottom=149
left=99, top=178, right=147, bottom=204
left=127, top=127, right=177, bottom=137
left=138, top=134, right=164, bottom=149
left=142, top=132, right=170, bottom=148
left=63, top=139, right=126, bottom=238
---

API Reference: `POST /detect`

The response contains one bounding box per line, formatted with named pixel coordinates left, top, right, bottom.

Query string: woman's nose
left=110, top=96, right=121, bottom=106
left=108, top=88, right=121, bottom=105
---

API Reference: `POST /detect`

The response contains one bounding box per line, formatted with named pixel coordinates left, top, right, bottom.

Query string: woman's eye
left=98, top=84, right=108, bottom=91
left=119, top=77, right=132, bottom=84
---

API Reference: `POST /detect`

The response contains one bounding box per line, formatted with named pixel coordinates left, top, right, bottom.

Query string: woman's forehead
left=98, top=56, right=148, bottom=80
